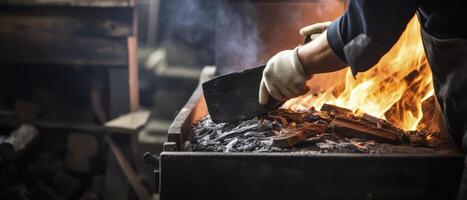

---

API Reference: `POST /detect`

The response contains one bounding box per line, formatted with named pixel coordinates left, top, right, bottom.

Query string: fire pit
left=151, top=14, right=464, bottom=200
left=189, top=101, right=445, bottom=153
left=152, top=66, right=464, bottom=200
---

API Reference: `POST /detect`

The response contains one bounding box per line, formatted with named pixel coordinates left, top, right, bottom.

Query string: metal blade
left=202, top=65, right=283, bottom=123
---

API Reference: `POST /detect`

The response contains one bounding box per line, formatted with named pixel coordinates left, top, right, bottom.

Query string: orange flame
left=283, top=16, right=434, bottom=131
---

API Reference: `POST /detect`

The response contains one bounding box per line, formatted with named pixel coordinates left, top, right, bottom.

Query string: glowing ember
left=283, top=16, right=435, bottom=131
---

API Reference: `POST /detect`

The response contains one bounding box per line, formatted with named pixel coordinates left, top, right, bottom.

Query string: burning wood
left=267, top=104, right=422, bottom=148
left=190, top=103, right=438, bottom=152
left=190, top=18, right=445, bottom=153
left=283, top=17, right=434, bottom=133
left=330, top=117, right=400, bottom=143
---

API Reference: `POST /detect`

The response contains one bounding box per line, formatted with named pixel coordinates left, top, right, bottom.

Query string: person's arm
left=298, top=30, right=347, bottom=74
left=259, top=0, right=419, bottom=105
left=325, top=0, right=418, bottom=75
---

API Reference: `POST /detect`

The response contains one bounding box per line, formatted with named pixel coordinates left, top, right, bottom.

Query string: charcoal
left=190, top=116, right=281, bottom=152
left=244, top=132, right=266, bottom=138
left=260, top=119, right=274, bottom=130
left=259, top=138, right=273, bottom=146
left=190, top=106, right=445, bottom=153
left=316, top=142, right=333, bottom=149
left=225, top=138, right=238, bottom=152
left=215, top=119, right=262, bottom=140
left=304, top=114, right=319, bottom=122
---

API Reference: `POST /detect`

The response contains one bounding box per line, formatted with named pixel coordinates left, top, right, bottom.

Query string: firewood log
left=0, top=124, right=39, bottom=160
left=320, top=103, right=352, bottom=116
left=272, top=123, right=327, bottom=148
left=330, top=117, right=400, bottom=143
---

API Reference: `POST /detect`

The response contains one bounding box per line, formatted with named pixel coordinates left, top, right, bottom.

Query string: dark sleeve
left=327, top=0, right=418, bottom=75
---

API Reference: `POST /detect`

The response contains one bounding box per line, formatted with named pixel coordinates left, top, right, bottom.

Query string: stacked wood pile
left=0, top=128, right=103, bottom=200
left=0, top=111, right=152, bottom=200
left=0, top=0, right=144, bottom=199
left=0, top=125, right=40, bottom=160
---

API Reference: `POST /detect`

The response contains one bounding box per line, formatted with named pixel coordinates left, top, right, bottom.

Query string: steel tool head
left=202, top=65, right=283, bottom=123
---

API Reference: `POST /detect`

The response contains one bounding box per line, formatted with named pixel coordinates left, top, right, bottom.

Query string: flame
left=283, top=16, right=434, bottom=131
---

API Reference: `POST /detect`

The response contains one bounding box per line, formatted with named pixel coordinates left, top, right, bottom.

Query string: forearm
left=297, top=30, right=347, bottom=75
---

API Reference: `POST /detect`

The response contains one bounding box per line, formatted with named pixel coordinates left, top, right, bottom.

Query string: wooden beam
left=108, top=138, right=152, bottom=200
left=105, top=111, right=150, bottom=134
left=128, top=36, right=139, bottom=112
left=0, top=33, right=128, bottom=66
left=0, top=8, right=133, bottom=38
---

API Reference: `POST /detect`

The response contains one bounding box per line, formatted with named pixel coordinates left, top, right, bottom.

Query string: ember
left=189, top=104, right=445, bottom=153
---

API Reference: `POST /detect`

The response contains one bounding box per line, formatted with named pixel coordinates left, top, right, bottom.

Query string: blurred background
left=0, top=0, right=347, bottom=199
left=137, top=0, right=346, bottom=154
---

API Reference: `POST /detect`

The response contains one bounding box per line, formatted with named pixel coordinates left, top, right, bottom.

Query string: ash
left=188, top=115, right=446, bottom=154
left=189, top=117, right=281, bottom=152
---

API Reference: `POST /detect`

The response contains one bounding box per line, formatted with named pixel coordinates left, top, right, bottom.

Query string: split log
left=320, top=103, right=352, bottom=116
left=272, top=123, right=328, bottom=148
left=360, top=113, right=405, bottom=134
left=321, top=104, right=404, bottom=141
left=330, top=116, right=400, bottom=143
left=0, top=124, right=39, bottom=160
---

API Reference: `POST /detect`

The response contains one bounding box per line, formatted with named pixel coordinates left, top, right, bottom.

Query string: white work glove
left=259, top=47, right=310, bottom=105
left=258, top=21, right=331, bottom=105
left=299, top=21, right=331, bottom=41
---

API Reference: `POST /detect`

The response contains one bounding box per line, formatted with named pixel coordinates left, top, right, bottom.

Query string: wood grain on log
left=0, top=124, right=39, bottom=160
left=330, top=117, right=400, bottom=143
left=272, top=123, right=327, bottom=148
left=320, top=103, right=352, bottom=116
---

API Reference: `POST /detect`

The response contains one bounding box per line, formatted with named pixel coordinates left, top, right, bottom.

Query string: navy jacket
left=327, top=0, right=467, bottom=75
